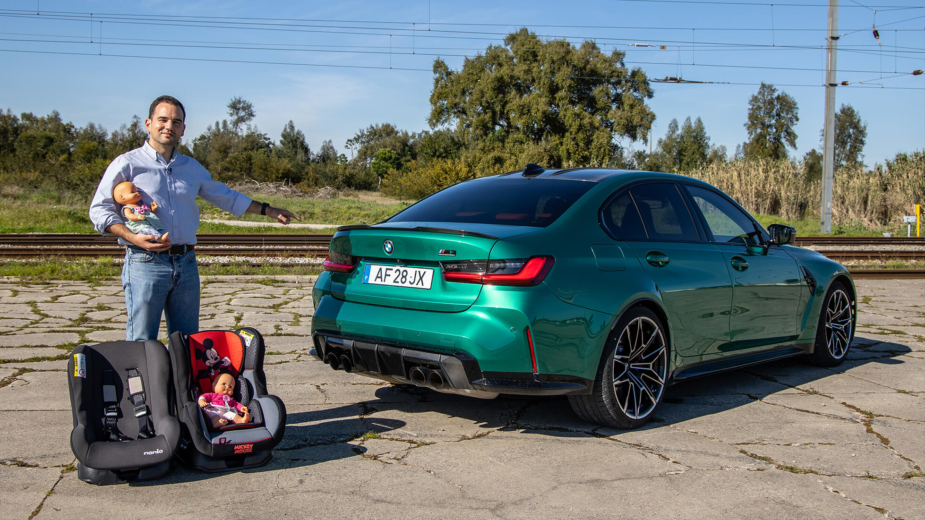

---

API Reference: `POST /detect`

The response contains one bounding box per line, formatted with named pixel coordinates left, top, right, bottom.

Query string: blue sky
left=0, top=0, right=922, bottom=166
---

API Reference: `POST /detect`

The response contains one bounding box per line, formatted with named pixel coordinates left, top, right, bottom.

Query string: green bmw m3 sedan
left=310, top=165, right=856, bottom=428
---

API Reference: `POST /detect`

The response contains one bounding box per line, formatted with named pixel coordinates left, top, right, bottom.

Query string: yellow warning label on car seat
left=73, top=353, right=86, bottom=378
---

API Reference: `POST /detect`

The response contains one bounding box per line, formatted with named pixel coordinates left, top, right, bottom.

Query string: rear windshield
left=387, top=177, right=595, bottom=227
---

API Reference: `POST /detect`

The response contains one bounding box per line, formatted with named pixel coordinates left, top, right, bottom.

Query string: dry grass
left=687, top=155, right=925, bottom=228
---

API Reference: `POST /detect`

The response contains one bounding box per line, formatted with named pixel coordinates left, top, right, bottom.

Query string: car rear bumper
left=311, top=333, right=592, bottom=396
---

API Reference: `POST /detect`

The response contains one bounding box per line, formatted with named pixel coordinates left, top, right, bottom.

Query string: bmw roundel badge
left=383, top=240, right=394, bottom=254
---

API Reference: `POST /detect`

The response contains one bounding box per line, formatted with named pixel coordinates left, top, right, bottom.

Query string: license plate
left=363, top=264, right=434, bottom=289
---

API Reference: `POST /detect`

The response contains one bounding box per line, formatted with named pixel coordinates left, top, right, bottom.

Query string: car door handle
left=645, top=252, right=670, bottom=268
left=730, top=256, right=749, bottom=271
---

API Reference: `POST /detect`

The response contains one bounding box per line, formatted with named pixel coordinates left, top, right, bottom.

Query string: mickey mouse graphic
left=194, top=338, right=231, bottom=378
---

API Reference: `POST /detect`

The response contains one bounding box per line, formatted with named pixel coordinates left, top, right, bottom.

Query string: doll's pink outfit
left=200, top=392, right=245, bottom=421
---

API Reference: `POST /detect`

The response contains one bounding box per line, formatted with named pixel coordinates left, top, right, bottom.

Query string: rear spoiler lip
left=335, top=225, right=499, bottom=240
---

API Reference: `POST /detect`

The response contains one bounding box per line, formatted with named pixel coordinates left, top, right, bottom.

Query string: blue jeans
left=122, top=249, right=200, bottom=341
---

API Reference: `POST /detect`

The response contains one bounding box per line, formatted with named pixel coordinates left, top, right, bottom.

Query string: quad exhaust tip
left=427, top=370, right=446, bottom=390
left=409, top=366, right=427, bottom=386
left=340, top=355, right=353, bottom=373
left=326, top=353, right=340, bottom=370
left=408, top=366, right=447, bottom=390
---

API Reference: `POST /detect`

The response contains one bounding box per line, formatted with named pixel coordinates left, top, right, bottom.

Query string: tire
left=807, top=281, right=855, bottom=367
left=568, top=306, right=669, bottom=429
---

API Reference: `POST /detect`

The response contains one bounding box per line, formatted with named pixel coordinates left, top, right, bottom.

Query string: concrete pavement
left=0, top=277, right=923, bottom=519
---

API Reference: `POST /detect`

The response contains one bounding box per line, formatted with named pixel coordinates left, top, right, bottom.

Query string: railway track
left=0, top=234, right=332, bottom=258
left=795, top=236, right=925, bottom=246
left=0, top=234, right=922, bottom=276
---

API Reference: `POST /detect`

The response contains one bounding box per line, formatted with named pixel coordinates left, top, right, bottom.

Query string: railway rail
left=0, top=234, right=922, bottom=277
left=0, top=234, right=332, bottom=258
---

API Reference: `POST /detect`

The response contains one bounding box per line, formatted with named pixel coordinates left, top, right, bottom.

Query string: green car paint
left=310, top=168, right=855, bottom=406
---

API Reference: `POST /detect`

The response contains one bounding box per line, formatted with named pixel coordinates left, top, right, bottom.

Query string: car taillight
left=441, top=256, right=555, bottom=286
left=323, top=251, right=357, bottom=273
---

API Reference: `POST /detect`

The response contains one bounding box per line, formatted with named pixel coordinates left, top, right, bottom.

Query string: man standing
left=89, top=95, right=300, bottom=341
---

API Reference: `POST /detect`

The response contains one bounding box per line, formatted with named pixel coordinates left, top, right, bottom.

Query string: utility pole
left=821, top=0, right=839, bottom=234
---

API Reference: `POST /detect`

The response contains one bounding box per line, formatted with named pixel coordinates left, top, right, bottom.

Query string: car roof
left=491, top=167, right=705, bottom=186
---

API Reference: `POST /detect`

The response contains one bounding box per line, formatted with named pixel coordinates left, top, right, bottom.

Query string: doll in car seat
left=198, top=371, right=251, bottom=428
left=113, top=181, right=169, bottom=243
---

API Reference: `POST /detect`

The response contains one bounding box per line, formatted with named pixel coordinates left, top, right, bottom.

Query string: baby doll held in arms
left=113, top=181, right=169, bottom=243
left=198, top=371, right=250, bottom=428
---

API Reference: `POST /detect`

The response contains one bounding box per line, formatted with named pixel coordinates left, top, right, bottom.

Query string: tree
left=0, top=109, right=20, bottom=156
left=677, top=117, right=710, bottom=171
left=279, top=120, right=310, bottom=163
left=650, top=116, right=710, bottom=172
left=227, top=97, right=256, bottom=135
left=73, top=122, right=109, bottom=164
left=370, top=149, right=401, bottom=177
left=707, top=144, right=727, bottom=165
left=15, top=110, right=76, bottom=166
left=654, top=119, right=681, bottom=172
left=429, top=28, right=655, bottom=169
left=345, top=123, right=413, bottom=166
left=414, top=129, right=463, bottom=161
left=317, top=140, right=338, bottom=164
left=803, top=149, right=823, bottom=181
left=109, top=116, right=146, bottom=155
left=833, top=104, right=867, bottom=169
left=744, top=83, right=799, bottom=161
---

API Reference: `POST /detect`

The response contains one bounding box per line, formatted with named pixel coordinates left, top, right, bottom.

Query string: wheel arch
left=602, top=297, right=673, bottom=365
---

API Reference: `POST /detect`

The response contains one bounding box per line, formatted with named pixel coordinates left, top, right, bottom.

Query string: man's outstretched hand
left=267, top=206, right=301, bottom=225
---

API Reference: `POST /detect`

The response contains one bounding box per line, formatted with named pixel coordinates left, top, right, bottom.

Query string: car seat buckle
left=134, top=404, right=148, bottom=418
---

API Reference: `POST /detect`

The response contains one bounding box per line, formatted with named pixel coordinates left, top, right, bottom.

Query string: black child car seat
left=168, top=327, right=286, bottom=472
left=67, top=340, right=180, bottom=485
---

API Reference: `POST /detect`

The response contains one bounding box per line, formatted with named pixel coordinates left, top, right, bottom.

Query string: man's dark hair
left=148, top=95, right=186, bottom=121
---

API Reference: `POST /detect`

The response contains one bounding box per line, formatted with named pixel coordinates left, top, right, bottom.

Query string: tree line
left=0, top=28, right=893, bottom=204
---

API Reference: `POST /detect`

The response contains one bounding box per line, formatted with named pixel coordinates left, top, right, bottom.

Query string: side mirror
left=768, top=224, right=796, bottom=246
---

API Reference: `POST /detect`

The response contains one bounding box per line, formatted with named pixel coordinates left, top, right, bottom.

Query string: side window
left=628, top=183, right=700, bottom=242
left=686, top=185, right=762, bottom=246
left=601, top=191, right=648, bottom=240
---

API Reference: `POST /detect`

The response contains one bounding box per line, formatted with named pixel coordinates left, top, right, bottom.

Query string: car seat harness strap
left=101, top=369, right=125, bottom=442
left=126, top=368, right=155, bottom=439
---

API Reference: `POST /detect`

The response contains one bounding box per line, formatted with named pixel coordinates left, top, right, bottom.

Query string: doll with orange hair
left=198, top=371, right=251, bottom=428
left=112, top=181, right=169, bottom=243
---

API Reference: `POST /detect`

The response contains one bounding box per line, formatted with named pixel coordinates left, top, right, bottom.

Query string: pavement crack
left=0, top=459, right=40, bottom=468
left=821, top=482, right=891, bottom=518
left=501, top=399, right=541, bottom=430
left=312, top=383, right=329, bottom=404
left=738, top=449, right=827, bottom=476
left=27, top=459, right=73, bottom=520
left=591, top=430, right=692, bottom=471
left=0, top=367, right=35, bottom=388
left=452, top=429, right=493, bottom=442
left=840, top=402, right=923, bottom=473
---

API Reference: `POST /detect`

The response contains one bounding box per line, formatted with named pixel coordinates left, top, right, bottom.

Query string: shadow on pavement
left=125, top=337, right=913, bottom=484
left=124, top=412, right=407, bottom=485
left=292, top=337, right=914, bottom=437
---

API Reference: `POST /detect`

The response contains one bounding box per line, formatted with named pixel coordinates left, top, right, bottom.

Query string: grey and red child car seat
left=168, top=327, right=286, bottom=472
left=67, top=340, right=180, bottom=485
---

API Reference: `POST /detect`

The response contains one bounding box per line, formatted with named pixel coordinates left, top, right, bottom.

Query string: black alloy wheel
left=808, top=281, right=855, bottom=367
left=569, top=306, right=669, bottom=429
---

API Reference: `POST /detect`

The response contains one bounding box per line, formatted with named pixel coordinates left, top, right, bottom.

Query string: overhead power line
left=3, top=35, right=921, bottom=76
left=0, top=47, right=922, bottom=90
left=609, top=0, right=922, bottom=9
left=1, top=7, right=923, bottom=31
left=0, top=10, right=922, bottom=46
left=1, top=11, right=921, bottom=56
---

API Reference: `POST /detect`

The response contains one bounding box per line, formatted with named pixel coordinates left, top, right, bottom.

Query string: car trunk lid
left=327, top=225, right=527, bottom=312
